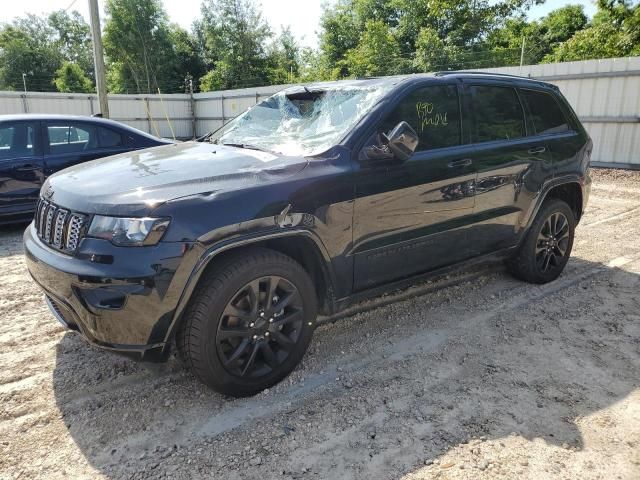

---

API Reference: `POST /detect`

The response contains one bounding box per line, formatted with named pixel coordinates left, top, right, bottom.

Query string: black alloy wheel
left=507, top=198, right=576, bottom=284
left=177, top=247, right=317, bottom=397
left=216, top=276, right=304, bottom=378
left=535, top=212, right=571, bottom=273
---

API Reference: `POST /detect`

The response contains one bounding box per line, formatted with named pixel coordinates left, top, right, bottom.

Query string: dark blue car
left=0, top=114, right=171, bottom=223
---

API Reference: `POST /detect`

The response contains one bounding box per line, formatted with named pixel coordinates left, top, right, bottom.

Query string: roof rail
left=434, top=70, right=533, bottom=80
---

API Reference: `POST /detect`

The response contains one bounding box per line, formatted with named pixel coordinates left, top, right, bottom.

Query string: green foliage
left=104, top=0, right=197, bottom=93
left=0, top=11, right=95, bottom=92
left=0, top=15, right=64, bottom=91
left=317, top=0, right=540, bottom=78
left=198, top=0, right=272, bottom=90
left=344, top=20, right=405, bottom=77
left=545, top=1, right=640, bottom=62
left=53, top=61, right=94, bottom=93
left=48, top=11, right=94, bottom=82
left=266, top=27, right=301, bottom=85
left=1, top=0, right=639, bottom=93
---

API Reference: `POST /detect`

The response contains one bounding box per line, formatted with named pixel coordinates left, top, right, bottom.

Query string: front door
left=352, top=83, right=477, bottom=291
left=0, top=120, right=43, bottom=216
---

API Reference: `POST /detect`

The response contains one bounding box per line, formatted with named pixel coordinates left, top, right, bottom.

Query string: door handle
left=447, top=158, right=473, bottom=168
left=528, top=146, right=546, bottom=155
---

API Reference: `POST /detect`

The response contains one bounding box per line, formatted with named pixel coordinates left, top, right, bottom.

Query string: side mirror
left=385, top=121, right=418, bottom=161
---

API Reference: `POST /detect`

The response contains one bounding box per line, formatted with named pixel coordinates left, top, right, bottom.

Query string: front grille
left=35, top=199, right=88, bottom=254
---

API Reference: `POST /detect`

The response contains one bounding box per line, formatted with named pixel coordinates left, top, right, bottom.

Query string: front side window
left=208, top=84, right=393, bottom=156
left=47, top=123, right=96, bottom=154
left=520, top=89, right=570, bottom=135
left=0, top=122, right=36, bottom=159
left=381, top=85, right=461, bottom=151
left=470, top=85, right=525, bottom=143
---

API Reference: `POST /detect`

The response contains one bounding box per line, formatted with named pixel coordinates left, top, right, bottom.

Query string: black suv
left=24, top=73, right=591, bottom=396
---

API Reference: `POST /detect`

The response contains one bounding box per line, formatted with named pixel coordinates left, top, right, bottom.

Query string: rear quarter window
left=98, top=127, right=124, bottom=148
left=520, top=89, right=570, bottom=135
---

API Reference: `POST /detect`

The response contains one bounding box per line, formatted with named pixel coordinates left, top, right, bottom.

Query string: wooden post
left=88, top=0, right=110, bottom=118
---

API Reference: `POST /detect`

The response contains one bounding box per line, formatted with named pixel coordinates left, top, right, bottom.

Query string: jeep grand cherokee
left=24, top=73, right=591, bottom=397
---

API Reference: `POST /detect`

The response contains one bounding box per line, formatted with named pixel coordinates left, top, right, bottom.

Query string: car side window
left=47, top=123, right=97, bottom=155
left=520, top=89, right=570, bottom=136
left=0, top=122, right=36, bottom=159
left=98, top=127, right=124, bottom=148
left=381, top=85, right=461, bottom=151
left=470, top=85, right=525, bottom=143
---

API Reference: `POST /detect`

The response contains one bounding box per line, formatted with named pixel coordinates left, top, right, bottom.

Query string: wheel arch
left=525, top=176, right=585, bottom=232
left=545, top=181, right=583, bottom=222
left=164, top=230, right=337, bottom=345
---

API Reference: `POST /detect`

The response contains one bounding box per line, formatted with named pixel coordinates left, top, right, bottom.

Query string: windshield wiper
left=221, top=142, right=272, bottom=153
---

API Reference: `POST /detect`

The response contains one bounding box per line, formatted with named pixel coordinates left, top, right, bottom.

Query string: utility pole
left=519, top=36, right=526, bottom=74
left=21, top=73, right=28, bottom=113
left=88, top=0, right=109, bottom=118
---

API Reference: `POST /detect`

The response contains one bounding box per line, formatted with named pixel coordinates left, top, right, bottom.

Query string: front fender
left=161, top=224, right=337, bottom=345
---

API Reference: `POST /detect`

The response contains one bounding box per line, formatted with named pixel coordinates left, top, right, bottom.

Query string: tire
left=507, top=198, right=576, bottom=284
left=176, top=247, right=317, bottom=397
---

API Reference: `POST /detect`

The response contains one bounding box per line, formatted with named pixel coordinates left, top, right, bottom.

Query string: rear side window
left=0, top=122, right=36, bottom=158
left=47, top=123, right=97, bottom=154
left=520, top=89, right=570, bottom=135
left=381, top=85, right=461, bottom=151
left=98, top=127, right=124, bottom=148
left=470, top=85, right=525, bottom=143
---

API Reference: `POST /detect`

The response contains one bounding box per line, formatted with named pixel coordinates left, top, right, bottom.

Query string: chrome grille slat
left=65, top=214, right=85, bottom=252
left=44, top=205, right=57, bottom=243
left=33, top=198, right=86, bottom=254
left=53, top=209, right=68, bottom=248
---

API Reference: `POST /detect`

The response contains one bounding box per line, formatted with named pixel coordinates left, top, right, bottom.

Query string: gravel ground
left=1, top=168, right=639, bottom=480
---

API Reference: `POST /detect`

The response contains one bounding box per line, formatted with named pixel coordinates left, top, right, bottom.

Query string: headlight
left=87, top=216, right=170, bottom=246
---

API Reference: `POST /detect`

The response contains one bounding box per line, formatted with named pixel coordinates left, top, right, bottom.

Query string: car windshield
left=207, top=84, right=391, bottom=156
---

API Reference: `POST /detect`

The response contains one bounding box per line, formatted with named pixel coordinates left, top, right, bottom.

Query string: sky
left=3, top=0, right=598, bottom=49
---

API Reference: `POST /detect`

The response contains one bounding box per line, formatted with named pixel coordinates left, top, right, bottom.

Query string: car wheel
left=176, top=247, right=317, bottom=397
left=507, top=198, right=576, bottom=284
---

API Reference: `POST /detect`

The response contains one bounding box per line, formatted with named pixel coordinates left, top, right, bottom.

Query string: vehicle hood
left=44, top=142, right=309, bottom=216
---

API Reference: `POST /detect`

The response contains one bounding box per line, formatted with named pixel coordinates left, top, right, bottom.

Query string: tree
left=0, top=15, right=63, bottom=91
left=343, top=20, right=405, bottom=77
left=266, top=27, right=301, bottom=84
left=316, top=0, right=543, bottom=78
left=103, top=0, right=184, bottom=93
left=48, top=10, right=94, bottom=83
left=167, top=24, right=207, bottom=92
left=198, top=0, right=272, bottom=90
left=545, top=1, right=639, bottom=62
left=486, top=6, right=588, bottom=65
left=53, top=61, right=94, bottom=92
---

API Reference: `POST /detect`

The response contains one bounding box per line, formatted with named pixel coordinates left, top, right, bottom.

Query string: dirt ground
left=1, top=168, right=639, bottom=480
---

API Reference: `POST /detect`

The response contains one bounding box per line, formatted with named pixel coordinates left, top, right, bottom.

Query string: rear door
left=44, top=121, right=101, bottom=176
left=352, top=82, right=477, bottom=290
left=0, top=120, right=44, bottom=215
left=518, top=87, right=586, bottom=177
left=43, top=121, right=129, bottom=176
left=463, top=82, right=553, bottom=255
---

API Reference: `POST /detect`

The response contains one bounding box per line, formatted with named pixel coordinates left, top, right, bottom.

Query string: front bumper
left=24, top=222, right=194, bottom=362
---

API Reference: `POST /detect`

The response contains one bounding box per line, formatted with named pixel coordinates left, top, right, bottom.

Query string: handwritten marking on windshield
left=416, top=102, right=448, bottom=131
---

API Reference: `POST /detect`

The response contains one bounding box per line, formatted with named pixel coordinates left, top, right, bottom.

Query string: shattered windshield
left=208, top=85, right=391, bottom=156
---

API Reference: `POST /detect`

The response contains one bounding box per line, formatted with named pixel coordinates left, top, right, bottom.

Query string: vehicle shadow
left=50, top=256, right=640, bottom=478
left=0, top=222, right=29, bottom=258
